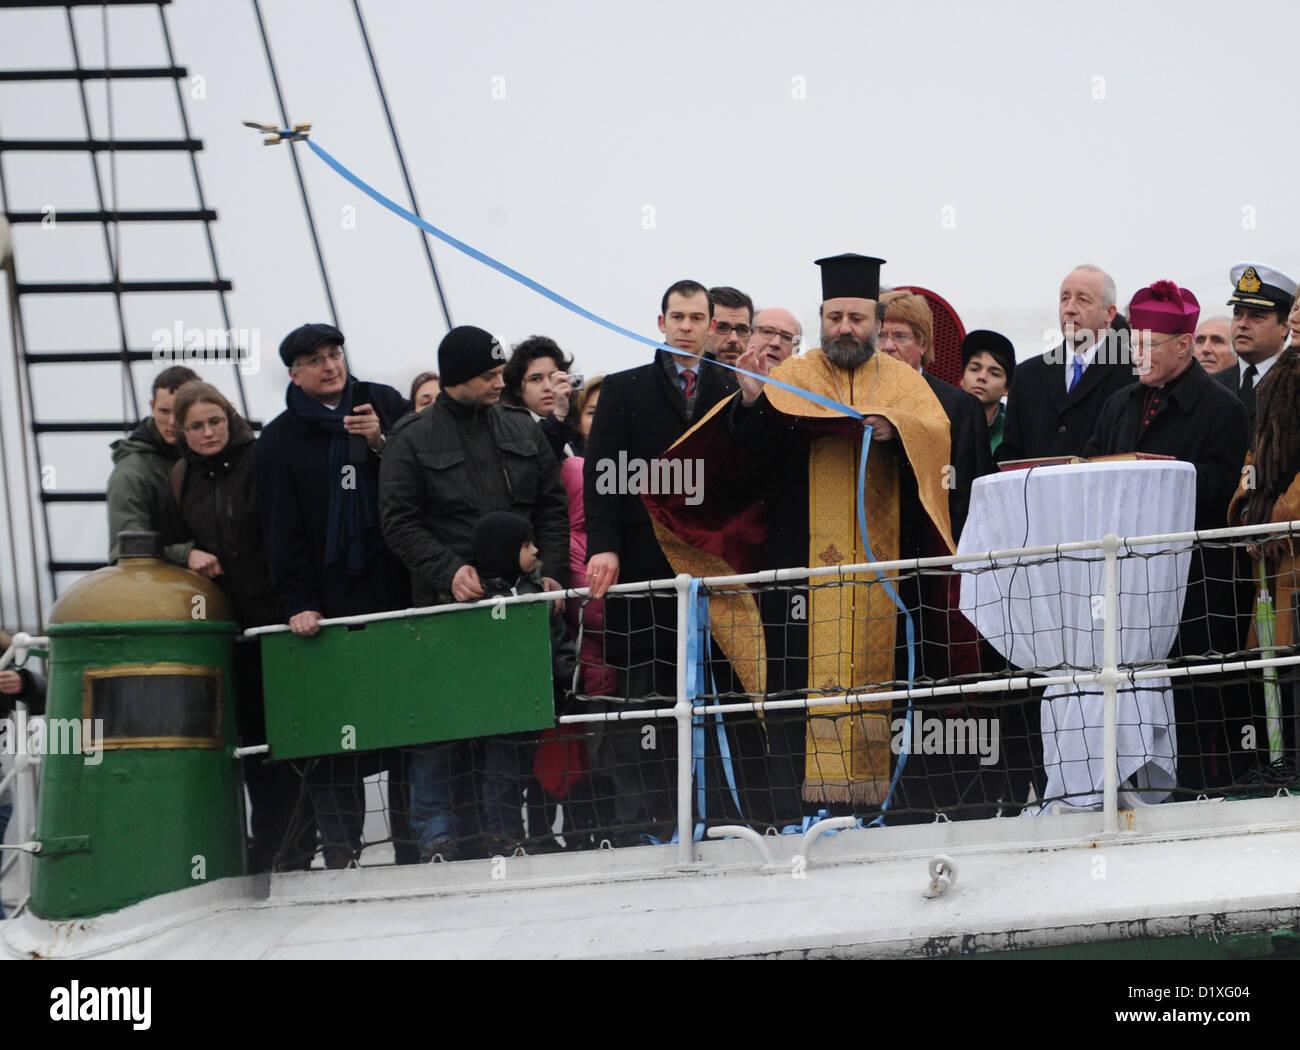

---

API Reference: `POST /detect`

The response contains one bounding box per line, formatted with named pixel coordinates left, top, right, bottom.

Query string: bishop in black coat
left=1083, top=301, right=1252, bottom=794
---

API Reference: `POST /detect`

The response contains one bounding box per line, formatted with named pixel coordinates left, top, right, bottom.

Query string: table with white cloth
left=957, top=460, right=1196, bottom=811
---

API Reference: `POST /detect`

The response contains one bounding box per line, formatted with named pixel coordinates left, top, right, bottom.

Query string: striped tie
left=681, top=368, right=697, bottom=400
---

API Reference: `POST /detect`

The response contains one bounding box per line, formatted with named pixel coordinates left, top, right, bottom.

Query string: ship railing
left=234, top=518, right=1300, bottom=869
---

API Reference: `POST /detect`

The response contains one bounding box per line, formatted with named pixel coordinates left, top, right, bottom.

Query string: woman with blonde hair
left=168, top=381, right=316, bottom=871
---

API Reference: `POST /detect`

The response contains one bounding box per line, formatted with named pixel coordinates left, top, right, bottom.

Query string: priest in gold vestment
left=645, top=255, right=957, bottom=823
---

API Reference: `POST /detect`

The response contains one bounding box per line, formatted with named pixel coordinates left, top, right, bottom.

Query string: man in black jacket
left=585, top=280, right=738, bottom=840
left=998, top=264, right=1135, bottom=463
left=379, top=325, right=569, bottom=858
left=255, top=322, right=414, bottom=868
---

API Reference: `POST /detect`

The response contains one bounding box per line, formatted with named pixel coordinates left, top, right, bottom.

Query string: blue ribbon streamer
left=290, top=132, right=921, bottom=832
left=300, top=136, right=863, bottom=420
left=853, top=425, right=916, bottom=824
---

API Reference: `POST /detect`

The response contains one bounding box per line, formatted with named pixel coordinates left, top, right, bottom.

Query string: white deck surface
left=5, top=796, right=1300, bottom=959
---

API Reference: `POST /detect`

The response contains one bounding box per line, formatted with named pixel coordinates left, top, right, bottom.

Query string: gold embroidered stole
left=804, top=434, right=900, bottom=804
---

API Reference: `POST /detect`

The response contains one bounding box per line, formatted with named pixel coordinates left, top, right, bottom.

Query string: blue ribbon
left=854, top=425, right=916, bottom=825
left=290, top=133, right=919, bottom=831
left=299, top=136, right=863, bottom=420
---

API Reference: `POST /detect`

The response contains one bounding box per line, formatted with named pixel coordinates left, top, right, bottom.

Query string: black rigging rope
left=249, top=0, right=342, bottom=329
left=351, top=0, right=453, bottom=332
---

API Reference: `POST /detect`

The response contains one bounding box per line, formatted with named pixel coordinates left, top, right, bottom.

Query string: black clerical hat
left=815, top=253, right=886, bottom=301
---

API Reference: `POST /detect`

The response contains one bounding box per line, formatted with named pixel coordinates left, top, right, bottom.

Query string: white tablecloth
left=957, top=460, right=1197, bottom=810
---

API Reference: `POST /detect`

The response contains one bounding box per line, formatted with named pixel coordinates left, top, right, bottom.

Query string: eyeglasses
left=753, top=325, right=800, bottom=347
left=715, top=321, right=752, bottom=339
left=879, top=328, right=916, bottom=345
left=182, top=415, right=228, bottom=435
left=295, top=347, right=345, bottom=369
left=1136, top=335, right=1183, bottom=352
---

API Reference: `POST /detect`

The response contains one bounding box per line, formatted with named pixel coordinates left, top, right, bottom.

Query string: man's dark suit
left=583, top=349, right=738, bottom=833
left=922, top=371, right=995, bottom=537
left=1212, top=357, right=1276, bottom=438
left=584, top=349, right=738, bottom=674
left=996, top=333, right=1136, bottom=462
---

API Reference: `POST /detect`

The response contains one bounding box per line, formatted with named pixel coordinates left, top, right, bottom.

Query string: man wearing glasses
left=746, top=308, right=803, bottom=373
left=704, top=286, right=754, bottom=367
left=256, top=322, right=415, bottom=868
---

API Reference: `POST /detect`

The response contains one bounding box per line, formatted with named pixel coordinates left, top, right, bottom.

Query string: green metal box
left=261, top=604, right=556, bottom=760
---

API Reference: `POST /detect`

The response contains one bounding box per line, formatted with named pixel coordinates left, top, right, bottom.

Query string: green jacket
left=988, top=403, right=1006, bottom=457
left=106, top=418, right=194, bottom=565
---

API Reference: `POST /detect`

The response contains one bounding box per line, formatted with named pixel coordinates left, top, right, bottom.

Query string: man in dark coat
left=106, top=365, right=199, bottom=565
left=379, top=325, right=568, bottom=858
left=1084, top=281, right=1251, bottom=794
left=998, top=264, right=1135, bottom=463
left=1212, top=262, right=1296, bottom=439
left=584, top=280, right=738, bottom=840
left=255, top=322, right=415, bottom=867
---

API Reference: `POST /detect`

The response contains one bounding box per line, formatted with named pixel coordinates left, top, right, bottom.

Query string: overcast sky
left=3, top=0, right=1299, bottom=615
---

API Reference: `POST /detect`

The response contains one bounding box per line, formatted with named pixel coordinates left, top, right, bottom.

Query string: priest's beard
left=822, top=330, right=876, bottom=369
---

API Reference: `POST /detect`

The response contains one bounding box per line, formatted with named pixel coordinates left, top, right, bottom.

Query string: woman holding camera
left=502, top=335, right=583, bottom=459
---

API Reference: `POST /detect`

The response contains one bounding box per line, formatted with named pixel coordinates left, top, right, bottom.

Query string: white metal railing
left=13, top=521, right=1300, bottom=878
left=238, top=518, right=1300, bottom=855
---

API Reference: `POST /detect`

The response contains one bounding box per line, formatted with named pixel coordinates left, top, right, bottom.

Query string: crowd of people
left=82, top=253, right=1300, bottom=866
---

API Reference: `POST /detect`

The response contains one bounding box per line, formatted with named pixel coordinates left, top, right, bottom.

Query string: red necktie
left=681, top=368, right=697, bottom=400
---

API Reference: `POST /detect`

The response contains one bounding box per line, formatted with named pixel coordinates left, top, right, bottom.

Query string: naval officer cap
left=815, top=253, right=886, bottom=301
left=1226, top=262, right=1297, bottom=311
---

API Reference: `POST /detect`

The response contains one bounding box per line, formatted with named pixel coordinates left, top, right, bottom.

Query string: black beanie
left=960, top=329, right=1016, bottom=380
left=439, top=325, right=506, bottom=388
left=472, top=511, right=534, bottom=580
left=280, top=323, right=345, bottom=367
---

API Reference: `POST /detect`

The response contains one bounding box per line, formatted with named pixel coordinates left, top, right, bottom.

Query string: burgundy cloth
left=643, top=400, right=982, bottom=686
left=533, top=724, right=589, bottom=800
left=560, top=457, right=617, bottom=695
left=1129, top=280, right=1200, bottom=335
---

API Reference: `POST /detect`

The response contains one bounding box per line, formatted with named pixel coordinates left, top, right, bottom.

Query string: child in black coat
left=471, top=512, right=585, bottom=849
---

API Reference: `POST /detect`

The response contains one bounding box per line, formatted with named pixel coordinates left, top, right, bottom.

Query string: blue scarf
left=287, top=378, right=383, bottom=575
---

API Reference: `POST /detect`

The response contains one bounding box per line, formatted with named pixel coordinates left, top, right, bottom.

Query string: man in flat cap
left=256, top=322, right=415, bottom=868
left=959, top=330, right=1015, bottom=456
left=645, top=255, right=957, bottom=824
left=379, top=325, right=568, bottom=858
left=1085, top=281, right=1250, bottom=796
left=1214, top=262, right=1297, bottom=436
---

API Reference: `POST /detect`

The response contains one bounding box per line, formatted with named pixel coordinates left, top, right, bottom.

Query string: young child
left=471, top=511, right=576, bottom=683
left=471, top=512, right=585, bottom=849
